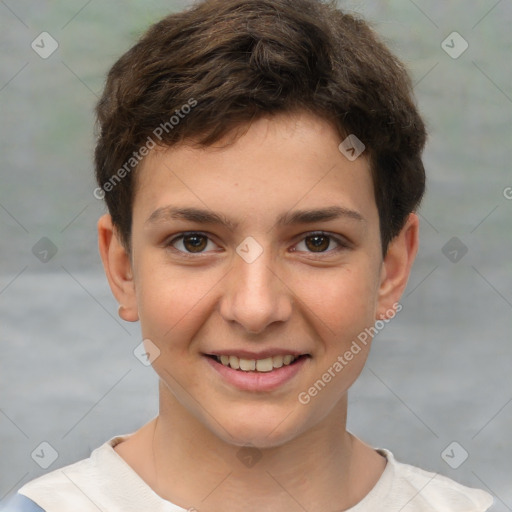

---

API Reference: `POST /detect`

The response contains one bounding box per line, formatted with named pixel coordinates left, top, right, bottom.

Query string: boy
left=3, top=0, right=494, bottom=510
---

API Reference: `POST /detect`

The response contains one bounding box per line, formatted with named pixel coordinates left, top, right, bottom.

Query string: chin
left=208, top=406, right=306, bottom=450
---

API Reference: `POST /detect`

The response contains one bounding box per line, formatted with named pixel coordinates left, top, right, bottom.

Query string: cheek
left=134, top=259, right=221, bottom=348
left=293, top=267, right=379, bottom=414
left=292, top=263, right=379, bottom=339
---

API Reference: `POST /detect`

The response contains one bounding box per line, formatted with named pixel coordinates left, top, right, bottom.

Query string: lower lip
left=204, top=355, right=309, bottom=392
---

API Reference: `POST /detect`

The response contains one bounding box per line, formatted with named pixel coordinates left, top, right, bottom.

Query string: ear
left=376, top=212, right=419, bottom=319
left=97, top=214, right=139, bottom=322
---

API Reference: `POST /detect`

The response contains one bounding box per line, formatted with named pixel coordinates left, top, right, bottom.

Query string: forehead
left=133, top=112, right=377, bottom=229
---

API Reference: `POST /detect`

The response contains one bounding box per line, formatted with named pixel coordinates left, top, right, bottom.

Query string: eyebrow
left=145, top=205, right=365, bottom=230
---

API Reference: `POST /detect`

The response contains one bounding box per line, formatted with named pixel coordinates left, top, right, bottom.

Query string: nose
left=219, top=247, right=293, bottom=334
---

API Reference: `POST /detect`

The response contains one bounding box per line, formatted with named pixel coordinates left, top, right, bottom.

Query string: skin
left=98, top=111, right=419, bottom=511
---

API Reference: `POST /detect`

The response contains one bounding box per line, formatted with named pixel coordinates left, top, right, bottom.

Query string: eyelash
left=164, top=231, right=350, bottom=258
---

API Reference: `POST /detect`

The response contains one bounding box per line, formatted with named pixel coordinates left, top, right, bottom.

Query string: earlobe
left=376, top=213, right=419, bottom=319
left=97, top=214, right=139, bottom=322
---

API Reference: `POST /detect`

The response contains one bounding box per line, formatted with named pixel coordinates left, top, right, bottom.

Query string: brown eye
left=293, top=232, right=347, bottom=255
left=167, top=232, right=219, bottom=255
left=182, top=234, right=208, bottom=252
left=304, top=234, right=331, bottom=252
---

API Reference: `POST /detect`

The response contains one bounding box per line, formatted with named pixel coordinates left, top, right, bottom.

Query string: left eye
left=294, top=233, right=342, bottom=253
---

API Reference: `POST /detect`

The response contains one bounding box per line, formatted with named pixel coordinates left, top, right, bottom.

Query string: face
left=103, top=111, right=416, bottom=449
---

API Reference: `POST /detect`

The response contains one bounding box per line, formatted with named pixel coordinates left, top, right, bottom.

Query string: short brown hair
left=94, top=0, right=426, bottom=254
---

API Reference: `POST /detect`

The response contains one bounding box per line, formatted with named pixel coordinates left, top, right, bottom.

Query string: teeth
left=239, top=358, right=256, bottom=371
left=215, top=354, right=299, bottom=372
left=283, top=355, right=294, bottom=365
left=255, top=357, right=273, bottom=372
left=273, top=355, right=284, bottom=368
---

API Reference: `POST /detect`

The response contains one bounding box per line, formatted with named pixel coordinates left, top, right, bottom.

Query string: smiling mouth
left=206, top=354, right=310, bottom=372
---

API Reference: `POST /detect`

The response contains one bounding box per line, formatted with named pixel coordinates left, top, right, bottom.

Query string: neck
left=117, top=382, right=385, bottom=512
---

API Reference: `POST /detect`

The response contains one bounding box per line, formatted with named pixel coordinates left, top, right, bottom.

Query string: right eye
left=166, top=232, right=220, bottom=254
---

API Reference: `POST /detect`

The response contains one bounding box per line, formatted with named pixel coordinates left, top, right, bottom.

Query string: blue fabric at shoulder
left=0, top=494, right=45, bottom=512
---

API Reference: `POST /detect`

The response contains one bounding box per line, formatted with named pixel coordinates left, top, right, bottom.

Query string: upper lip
left=205, top=349, right=310, bottom=359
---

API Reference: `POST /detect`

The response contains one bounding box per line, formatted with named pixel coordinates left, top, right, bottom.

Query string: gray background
left=1, top=0, right=511, bottom=509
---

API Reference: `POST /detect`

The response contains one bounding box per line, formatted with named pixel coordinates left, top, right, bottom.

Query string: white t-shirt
left=13, top=434, right=493, bottom=512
